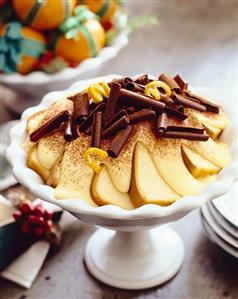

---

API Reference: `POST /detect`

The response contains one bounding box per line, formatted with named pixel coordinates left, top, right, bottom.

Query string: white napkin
left=1, top=241, right=50, bottom=289
left=0, top=196, right=60, bottom=288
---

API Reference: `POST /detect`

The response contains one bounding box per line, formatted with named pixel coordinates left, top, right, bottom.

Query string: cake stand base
left=84, top=226, right=184, bottom=290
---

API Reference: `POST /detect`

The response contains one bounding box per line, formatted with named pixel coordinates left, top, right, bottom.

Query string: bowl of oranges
left=0, top=0, right=128, bottom=100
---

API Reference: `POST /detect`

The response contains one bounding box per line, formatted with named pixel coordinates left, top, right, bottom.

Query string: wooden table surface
left=0, top=1, right=237, bottom=298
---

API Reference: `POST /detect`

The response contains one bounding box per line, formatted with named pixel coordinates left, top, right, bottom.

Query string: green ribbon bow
left=60, top=5, right=98, bottom=40
left=0, top=22, right=45, bottom=74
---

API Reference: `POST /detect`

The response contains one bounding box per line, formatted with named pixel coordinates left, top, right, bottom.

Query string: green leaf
left=128, top=15, right=158, bottom=31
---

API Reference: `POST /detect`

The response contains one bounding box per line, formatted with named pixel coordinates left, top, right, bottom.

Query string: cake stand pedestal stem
left=84, top=225, right=184, bottom=290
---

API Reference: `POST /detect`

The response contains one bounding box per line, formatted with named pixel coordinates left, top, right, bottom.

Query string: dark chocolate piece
left=184, top=91, right=220, bottom=113
left=161, top=97, right=175, bottom=106
left=125, top=82, right=145, bottom=93
left=108, top=125, right=133, bottom=158
left=84, top=126, right=92, bottom=135
left=159, top=74, right=181, bottom=92
left=125, top=107, right=136, bottom=114
left=71, top=117, right=79, bottom=139
left=161, top=131, right=209, bottom=141
left=129, top=109, right=156, bottom=124
left=166, top=126, right=205, bottom=134
left=112, top=77, right=133, bottom=88
left=103, top=115, right=130, bottom=139
left=134, top=74, right=152, bottom=85
left=105, top=109, right=128, bottom=129
left=173, top=104, right=184, bottom=112
left=89, top=102, right=97, bottom=112
left=64, top=120, right=73, bottom=142
left=119, top=89, right=165, bottom=112
left=172, top=93, right=206, bottom=112
left=30, top=110, right=70, bottom=142
left=165, top=106, right=188, bottom=120
left=173, top=74, right=188, bottom=90
left=157, top=112, right=168, bottom=134
left=104, top=82, right=121, bottom=127
left=79, top=103, right=105, bottom=132
left=71, top=93, right=89, bottom=124
left=92, top=111, right=102, bottom=148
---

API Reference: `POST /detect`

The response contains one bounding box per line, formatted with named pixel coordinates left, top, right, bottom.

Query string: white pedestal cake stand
left=6, top=76, right=237, bottom=290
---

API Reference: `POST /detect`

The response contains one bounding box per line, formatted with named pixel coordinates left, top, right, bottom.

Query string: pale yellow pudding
left=23, top=74, right=231, bottom=209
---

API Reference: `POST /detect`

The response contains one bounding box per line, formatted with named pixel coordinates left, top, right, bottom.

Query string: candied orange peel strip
left=83, top=147, right=108, bottom=173
left=144, top=80, right=171, bottom=100
left=87, top=82, right=110, bottom=103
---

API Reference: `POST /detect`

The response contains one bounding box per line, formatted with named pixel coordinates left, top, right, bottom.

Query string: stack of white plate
left=200, top=181, right=238, bottom=258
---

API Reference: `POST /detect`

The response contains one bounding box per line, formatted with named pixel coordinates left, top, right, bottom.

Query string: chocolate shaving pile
left=30, top=74, right=220, bottom=157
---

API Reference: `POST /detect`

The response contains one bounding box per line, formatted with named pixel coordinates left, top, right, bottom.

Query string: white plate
left=207, top=201, right=238, bottom=238
left=201, top=205, right=238, bottom=248
left=212, top=181, right=238, bottom=228
left=201, top=214, right=238, bottom=259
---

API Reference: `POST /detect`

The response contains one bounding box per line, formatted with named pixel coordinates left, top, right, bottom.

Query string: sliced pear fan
left=37, top=133, right=66, bottom=170
left=151, top=139, right=208, bottom=196
left=47, top=155, right=63, bottom=188
left=181, top=145, right=220, bottom=178
left=183, top=138, right=231, bottom=168
left=54, top=136, right=97, bottom=206
left=192, top=111, right=229, bottom=139
left=27, top=144, right=50, bottom=182
left=202, top=122, right=222, bottom=139
left=130, top=142, right=179, bottom=207
left=91, top=165, right=134, bottom=210
left=194, top=112, right=228, bottom=130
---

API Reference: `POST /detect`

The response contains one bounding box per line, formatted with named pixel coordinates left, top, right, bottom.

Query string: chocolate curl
left=161, top=131, right=209, bottom=141
left=108, top=125, right=133, bottom=158
left=161, top=97, right=175, bottom=106
left=89, top=102, right=97, bottom=112
left=92, top=111, right=102, bottom=148
left=173, top=74, right=188, bottom=90
left=129, top=109, right=156, bottom=124
left=165, top=106, right=188, bottom=121
left=84, top=126, right=92, bottom=135
left=119, top=89, right=165, bottom=112
left=159, top=74, right=181, bottom=92
left=79, top=103, right=105, bottom=132
left=157, top=112, right=168, bottom=134
left=103, top=82, right=121, bottom=127
left=134, top=74, right=152, bottom=85
left=172, top=93, right=206, bottom=112
left=71, top=118, right=79, bottom=139
left=64, top=121, right=73, bottom=142
left=184, top=91, right=220, bottom=113
left=125, top=82, right=145, bottom=93
left=105, top=109, right=128, bottom=129
left=125, top=107, right=136, bottom=114
left=112, top=77, right=133, bottom=88
left=102, top=116, right=130, bottom=139
left=166, top=126, right=205, bottom=134
left=30, top=110, right=70, bottom=142
left=173, top=104, right=184, bottom=112
left=71, top=93, right=89, bottom=124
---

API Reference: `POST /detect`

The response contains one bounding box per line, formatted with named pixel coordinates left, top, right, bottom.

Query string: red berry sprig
left=34, top=50, right=54, bottom=70
left=101, top=21, right=114, bottom=31
left=13, top=200, right=53, bottom=237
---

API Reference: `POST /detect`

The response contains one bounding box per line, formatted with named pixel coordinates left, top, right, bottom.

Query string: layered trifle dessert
left=23, top=74, right=231, bottom=209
